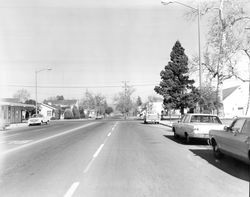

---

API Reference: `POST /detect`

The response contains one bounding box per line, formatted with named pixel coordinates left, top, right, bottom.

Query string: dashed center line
left=64, top=182, right=80, bottom=197
left=93, top=144, right=104, bottom=158
left=66, top=121, right=119, bottom=196
left=83, top=158, right=95, bottom=174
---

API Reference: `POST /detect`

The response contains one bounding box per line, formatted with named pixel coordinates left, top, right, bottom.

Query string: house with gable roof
left=39, top=103, right=57, bottom=120
left=223, top=84, right=249, bottom=117
left=44, top=99, right=79, bottom=119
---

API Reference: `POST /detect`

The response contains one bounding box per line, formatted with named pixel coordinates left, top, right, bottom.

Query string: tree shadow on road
left=190, top=149, right=250, bottom=181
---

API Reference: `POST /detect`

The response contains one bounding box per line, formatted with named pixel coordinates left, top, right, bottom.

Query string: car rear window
left=190, top=115, right=221, bottom=124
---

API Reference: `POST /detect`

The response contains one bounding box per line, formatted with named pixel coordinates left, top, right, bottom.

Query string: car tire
left=173, top=128, right=179, bottom=139
left=185, top=133, right=191, bottom=144
left=213, top=142, right=223, bottom=159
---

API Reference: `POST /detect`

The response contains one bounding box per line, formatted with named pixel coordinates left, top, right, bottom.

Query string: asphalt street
left=0, top=120, right=249, bottom=197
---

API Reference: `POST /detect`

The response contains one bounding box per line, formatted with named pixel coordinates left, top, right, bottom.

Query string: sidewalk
left=0, top=122, right=28, bottom=131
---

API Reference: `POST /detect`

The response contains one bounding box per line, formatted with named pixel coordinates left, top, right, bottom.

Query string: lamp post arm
left=161, top=1, right=197, bottom=11
left=36, top=68, right=50, bottom=73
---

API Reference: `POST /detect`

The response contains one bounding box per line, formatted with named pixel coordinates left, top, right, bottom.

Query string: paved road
left=0, top=120, right=249, bottom=197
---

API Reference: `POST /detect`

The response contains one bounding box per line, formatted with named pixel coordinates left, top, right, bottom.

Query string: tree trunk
left=245, top=50, right=250, bottom=115
left=180, top=107, right=184, bottom=115
left=216, top=0, right=225, bottom=116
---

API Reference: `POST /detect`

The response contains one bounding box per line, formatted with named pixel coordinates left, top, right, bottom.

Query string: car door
left=180, top=115, right=191, bottom=137
left=221, top=118, right=246, bottom=156
left=231, top=118, right=250, bottom=159
left=175, top=115, right=187, bottom=137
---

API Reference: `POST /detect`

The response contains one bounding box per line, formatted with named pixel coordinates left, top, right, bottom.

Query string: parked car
left=144, top=113, right=160, bottom=124
left=28, top=114, right=49, bottom=126
left=209, top=117, right=250, bottom=164
left=172, top=113, right=224, bottom=144
left=96, top=115, right=104, bottom=119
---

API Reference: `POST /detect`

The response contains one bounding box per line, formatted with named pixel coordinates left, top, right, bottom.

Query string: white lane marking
left=93, top=144, right=104, bottom=158
left=83, top=158, right=95, bottom=173
left=7, top=140, right=33, bottom=145
left=83, top=121, right=118, bottom=173
left=1, top=122, right=97, bottom=155
left=64, top=182, right=80, bottom=197
left=0, top=128, right=47, bottom=139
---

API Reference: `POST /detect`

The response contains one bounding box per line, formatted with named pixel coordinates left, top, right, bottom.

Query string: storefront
left=0, top=99, right=35, bottom=124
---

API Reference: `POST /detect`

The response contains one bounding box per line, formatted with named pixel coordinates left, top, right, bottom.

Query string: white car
left=28, top=114, right=49, bottom=126
left=172, top=113, right=224, bottom=144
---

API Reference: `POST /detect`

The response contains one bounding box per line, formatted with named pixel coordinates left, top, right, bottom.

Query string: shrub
left=64, top=109, right=73, bottom=119
left=72, top=106, right=80, bottom=119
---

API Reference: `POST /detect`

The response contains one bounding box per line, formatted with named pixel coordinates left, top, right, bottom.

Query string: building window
left=47, top=111, right=52, bottom=116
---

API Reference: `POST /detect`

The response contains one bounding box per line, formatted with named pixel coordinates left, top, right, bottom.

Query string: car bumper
left=189, top=133, right=209, bottom=139
left=28, top=122, right=41, bottom=125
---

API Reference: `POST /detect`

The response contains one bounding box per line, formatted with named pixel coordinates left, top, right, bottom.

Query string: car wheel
left=213, top=142, right=223, bottom=159
left=185, top=133, right=191, bottom=144
left=173, top=128, right=179, bottom=139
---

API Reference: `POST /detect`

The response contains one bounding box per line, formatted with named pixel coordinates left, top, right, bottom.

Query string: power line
left=1, top=83, right=159, bottom=89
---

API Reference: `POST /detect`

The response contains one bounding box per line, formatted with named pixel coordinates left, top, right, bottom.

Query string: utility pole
left=122, top=81, right=129, bottom=119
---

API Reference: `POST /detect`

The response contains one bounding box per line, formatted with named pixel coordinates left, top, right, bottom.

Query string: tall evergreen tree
left=154, top=40, right=200, bottom=114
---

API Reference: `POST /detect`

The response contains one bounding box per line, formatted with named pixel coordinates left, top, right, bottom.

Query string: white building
left=223, top=84, right=250, bottom=118
left=39, top=103, right=56, bottom=120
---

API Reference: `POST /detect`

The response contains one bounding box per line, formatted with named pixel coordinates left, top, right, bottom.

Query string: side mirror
left=232, top=128, right=240, bottom=135
left=224, top=126, right=228, bottom=131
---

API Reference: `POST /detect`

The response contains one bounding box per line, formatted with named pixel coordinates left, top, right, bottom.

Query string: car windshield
left=32, top=114, right=43, bottom=118
left=190, top=115, right=222, bottom=124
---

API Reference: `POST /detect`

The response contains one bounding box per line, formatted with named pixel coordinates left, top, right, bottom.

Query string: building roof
left=223, top=86, right=240, bottom=100
left=1, top=98, right=19, bottom=103
left=46, top=99, right=77, bottom=107
left=0, top=98, right=35, bottom=108
left=39, top=103, right=57, bottom=110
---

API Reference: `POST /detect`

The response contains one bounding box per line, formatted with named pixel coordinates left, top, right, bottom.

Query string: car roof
left=235, top=116, right=250, bottom=119
left=185, top=113, right=218, bottom=116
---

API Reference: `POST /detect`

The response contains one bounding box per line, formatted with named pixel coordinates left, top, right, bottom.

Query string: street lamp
left=161, top=1, right=202, bottom=94
left=35, top=68, right=52, bottom=115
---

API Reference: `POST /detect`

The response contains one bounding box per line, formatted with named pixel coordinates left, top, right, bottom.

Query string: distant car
left=144, top=112, right=160, bottom=124
left=172, top=113, right=224, bottom=144
left=96, top=115, right=104, bottom=119
left=209, top=117, right=250, bottom=164
left=28, top=114, right=49, bottom=126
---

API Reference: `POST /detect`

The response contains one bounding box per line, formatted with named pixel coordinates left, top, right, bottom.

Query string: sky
left=0, top=0, right=249, bottom=104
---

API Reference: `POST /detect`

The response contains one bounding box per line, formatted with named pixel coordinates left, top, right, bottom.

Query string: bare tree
left=187, top=0, right=250, bottom=115
left=13, top=89, right=30, bottom=103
